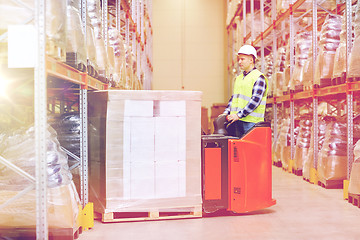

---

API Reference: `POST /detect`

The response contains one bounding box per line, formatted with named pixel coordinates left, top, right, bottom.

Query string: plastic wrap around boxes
left=0, top=125, right=80, bottom=229
left=0, top=0, right=67, bottom=62
left=293, top=117, right=312, bottom=172
left=349, top=141, right=360, bottom=195
left=289, top=32, right=312, bottom=92
left=88, top=90, right=202, bottom=214
left=314, top=15, right=342, bottom=87
left=348, top=1, right=360, bottom=79
left=302, top=117, right=327, bottom=181
left=317, top=119, right=348, bottom=183
left=66, top=0, right=87, bottom=71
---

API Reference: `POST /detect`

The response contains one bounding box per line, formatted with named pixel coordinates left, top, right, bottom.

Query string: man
left=222, top=45, right=268, bottom=138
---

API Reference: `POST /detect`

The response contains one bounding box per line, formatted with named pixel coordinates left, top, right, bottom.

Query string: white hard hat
left=237, top=45, right=257, bottom=59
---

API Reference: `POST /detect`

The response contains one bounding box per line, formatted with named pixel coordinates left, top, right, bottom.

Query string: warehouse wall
left=152, top=0, right=227, bottom=109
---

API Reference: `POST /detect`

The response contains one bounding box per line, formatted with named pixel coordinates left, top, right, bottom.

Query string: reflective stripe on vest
left=230, top=69, right=268, bottom=123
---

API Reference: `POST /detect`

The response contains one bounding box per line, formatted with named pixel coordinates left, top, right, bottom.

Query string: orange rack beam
left=46, top=56, right=107, bottom=90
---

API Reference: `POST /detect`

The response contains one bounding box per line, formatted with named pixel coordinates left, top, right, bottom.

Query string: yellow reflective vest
left=230, top=69, right=268, bottom=123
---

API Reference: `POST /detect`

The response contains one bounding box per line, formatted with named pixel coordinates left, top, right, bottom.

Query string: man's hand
left=226, top=114, right=239, bottom=123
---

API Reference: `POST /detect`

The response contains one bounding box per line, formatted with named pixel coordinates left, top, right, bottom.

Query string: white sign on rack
left=8, top=25, right=36, bottom=68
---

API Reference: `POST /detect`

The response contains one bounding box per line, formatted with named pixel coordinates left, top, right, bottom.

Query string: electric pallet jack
left=201, top=115, right=276, bottom=214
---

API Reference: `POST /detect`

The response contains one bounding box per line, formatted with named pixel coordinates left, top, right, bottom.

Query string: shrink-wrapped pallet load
left=317, top=119, right=348, bottom=186
left=272, top=118, right=283, bottom=165
left=348, top=1, right=360, bottom=78
left=289, top=32, right=312, bottom=92
left=273, top=118, right=290, bottom=169
left=108, top=27, right=127, bottom=88
left=88, top=0, right=108, bottom=83
left=264, top=53, right=273, bottom=96
left=332, top=8, right=355, bottom=80
left=50, top=113, right=81, bottom=194
left=0, top=0, right=67, bottom=62
left=283, top=42, right=291, bottom=93
left=293, top=117, right=312, bottom=173
left=349, top=141, right=360, bottom=195
left=107, top=46, right=116, bottom=87
left=87, top=90, right=202, bottom=219
left=302, top=45, right=315, bottom=90
left=303, top=117, right=327, bottom=181
left=0, top=126, right=80, bottom=229
left=66, top=0, right=87, bottom=71
left=314, top=15, right=342, bottom=87
left=86, top=15, right=98, bottom=78
left=273, top=47, right=286, bottom=96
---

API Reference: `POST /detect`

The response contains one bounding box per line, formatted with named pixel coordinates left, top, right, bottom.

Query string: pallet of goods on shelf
left=332, top=7, right=355, bottom=84
left=264, top=53, right=273, bottom=96
left=289, top=32, right=311, bottom=93
left=86, top=15, right=99, bottom=79
left=273, top=47, right=286, bottom=97
left=316, top=113, right=360, bottom=188
left=108, top=27, right=127, bottom=89
left=273, top=118, right=290, bottom=170
left=0, top=0, right=67, bottom=63
left=0, top=125, right=80, bottom=238
left=348, top=1, right=360, bottom=81
left=66, top=0, right=87, bottom=72
left=283, top=41, right=291, bottom=95
left=88, top=0, right=109, bottom=84
left=293, top=116, right=312, bottom=176
left=50, top=112, right=81, bottom=195
left=317, top=118, right=348, bottom=189
left=87, top=90, right=202, bottom=223
left=303, top=116, right=327, bottom=182
left=348, top=140, right=360, bottom=207
left=314, top=14, right=342, bottom=88
left=302, top=44, right=315, bottom=91
left=272, top=118, right=283, bottom=167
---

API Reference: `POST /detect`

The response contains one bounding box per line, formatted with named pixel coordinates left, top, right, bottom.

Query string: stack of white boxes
left=88, top=90, right=202, bottom=214
left=123, top=99, right=186, bottom=199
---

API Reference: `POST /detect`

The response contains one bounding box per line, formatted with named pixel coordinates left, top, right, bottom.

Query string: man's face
left=237, top=54, right=253, bottom=71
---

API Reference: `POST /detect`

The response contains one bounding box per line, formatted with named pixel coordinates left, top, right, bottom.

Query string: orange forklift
left=201, top=115, right=276, bottom=213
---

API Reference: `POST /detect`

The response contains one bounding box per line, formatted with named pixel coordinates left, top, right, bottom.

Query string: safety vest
left=230, top=69, right=268, bottom=123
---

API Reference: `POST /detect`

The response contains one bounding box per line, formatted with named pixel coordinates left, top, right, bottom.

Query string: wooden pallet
left=319, top=78, right=332, bottom=88
left=273, top=161, right=282, bottom=168
left=331, top=76, right=346, bottom=86
left=99, top=205, right=202, bottom=223
left=0, top=227, right=81, bottom=240
left=46, top=40, right=66, bottom=62
left=292, top=169, right=302, bottom=176
left=317, top=179, right=343, bottom=189
left=303, top=177, right=310, bottom=183
left=348, top=193, right=360, bottom=208
left=290, top=85, right=303, bottom=94
left=348, top=77, right=360, bottom=82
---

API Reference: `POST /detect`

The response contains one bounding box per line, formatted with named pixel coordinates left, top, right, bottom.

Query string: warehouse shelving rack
left=226, top=0, right=358, bottom=194
left=0, top=0, right=152, bottom=239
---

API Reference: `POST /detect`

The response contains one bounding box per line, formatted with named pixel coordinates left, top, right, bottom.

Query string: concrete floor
left=79, top=167, right=360, bottom=240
